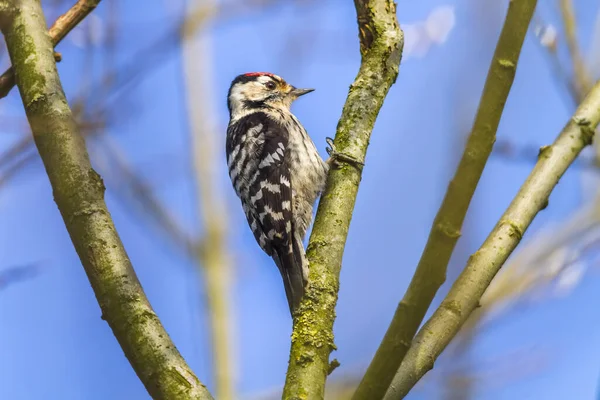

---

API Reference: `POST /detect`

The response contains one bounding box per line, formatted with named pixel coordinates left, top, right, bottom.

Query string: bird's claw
left=325, top=137, right=336, bottom=156
left=325, top=137, right=364, bottom=170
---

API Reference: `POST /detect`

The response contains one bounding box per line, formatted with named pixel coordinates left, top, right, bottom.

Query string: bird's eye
left=265, top=81, right=276, bottom=90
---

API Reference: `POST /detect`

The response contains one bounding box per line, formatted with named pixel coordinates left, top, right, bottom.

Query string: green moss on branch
left=0, top=1, right=212, bottom=399
left=352, top=1, right=537, bottom=398
left=282, top=1, right=403, bottom=398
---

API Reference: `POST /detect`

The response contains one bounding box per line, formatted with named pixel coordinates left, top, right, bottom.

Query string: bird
left=225, top=72, right=328, bottom=316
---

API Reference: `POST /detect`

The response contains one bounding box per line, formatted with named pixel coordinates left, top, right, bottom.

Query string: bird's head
left=227, top=72, right=314, bottom=118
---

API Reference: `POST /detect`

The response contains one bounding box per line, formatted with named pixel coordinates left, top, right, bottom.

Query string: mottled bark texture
left=0, top=1, right=213, bottom=399
left=282, top=0, right=403, bottom=399
left=352, top=1, right=537, bottom=398
left=384, top=79, right=600, bottom=399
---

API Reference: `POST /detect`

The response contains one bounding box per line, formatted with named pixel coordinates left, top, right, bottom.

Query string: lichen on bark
left=0, top=1, right=212, bottom=399
left=282, top=1, right=403, bottom=398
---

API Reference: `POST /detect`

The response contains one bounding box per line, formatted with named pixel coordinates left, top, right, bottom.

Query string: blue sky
left=1, top=0, right=600, bottom=399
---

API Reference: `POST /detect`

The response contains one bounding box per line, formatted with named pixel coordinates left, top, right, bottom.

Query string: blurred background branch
left=558, top=0, right=593, bottom=98
left=181, top=0, right=235, bottom=399
left=0, top=263, right=41, bottom=291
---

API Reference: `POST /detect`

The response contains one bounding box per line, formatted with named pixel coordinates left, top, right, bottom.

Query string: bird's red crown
left=243, top=72, right=276, bottom=78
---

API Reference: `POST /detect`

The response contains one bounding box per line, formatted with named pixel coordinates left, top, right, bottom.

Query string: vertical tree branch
left=559, top=0, right=593, bottom=98
left=352, top=2, right=536, bottom=398
left=384, top=79, right=600, bottom=399
left=0, top=0, right=101, bottom=99
left=282, top=0, right=403, bottom=398
left=0, top=1, right=213, bottom=399
left=182, top=1, right=235, bottom=399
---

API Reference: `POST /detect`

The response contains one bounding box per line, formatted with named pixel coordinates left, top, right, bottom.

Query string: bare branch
left=0, top=0, right=101, bottom=99
left=353, top=1, right=536, bottom=398
left=559, top=0, right=593, bottom=98
left=0, top=263, right=40, bottom=291
left=531, top=14, right=580, bottom=107
left=384, top=79, right=600, bottom=399
left=0, top=1, right=212, bottom=398
left=282, top=0, right=403, bottom=398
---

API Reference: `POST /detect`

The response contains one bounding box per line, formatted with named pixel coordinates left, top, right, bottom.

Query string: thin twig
left=384, top=79, right=600, bottom=399
left=492, top=138, right=600, bottom=170
left=0, top=263, right=40, bottom=291
left=282, top=0, right=403, bottom=398
left=0, top=0, right=101, bottom=99
left=559, top=0, right=593, bottom=98
left=97, top=135, right=198, bottom=254
left=353, top=1, right=536, bottom=398
left=0, top=1, right=213, bottom=398
left=531, top=13, right=580, bottom=108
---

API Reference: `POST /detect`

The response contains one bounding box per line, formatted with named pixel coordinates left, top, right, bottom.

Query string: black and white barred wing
left=226, top=113, right=305, bottom=313
left=226, top=113, right=293, bottom=252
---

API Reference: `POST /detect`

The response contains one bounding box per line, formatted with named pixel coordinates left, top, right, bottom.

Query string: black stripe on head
left=243, top=94, right=279, bottom=110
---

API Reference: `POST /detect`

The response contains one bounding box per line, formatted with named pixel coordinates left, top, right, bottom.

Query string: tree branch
left=0, top=1, right=213, bottom=399
left=0, top=0, right=100, bottom=99
left=559, top=0, right=593, bottom=99
left=384, top=79, right=600, bottom=399
left=352, top=1, right=537, bottom=398
left=282, top=0, right=403, bottom=398
left=182, top=1, right=236, bottom=398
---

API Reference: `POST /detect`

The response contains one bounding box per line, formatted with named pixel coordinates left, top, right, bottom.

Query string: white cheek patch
left=235, top=82, right=268, bottom=103
left=248, top=82, right=268, bottom=101
left=229, top=83, right=264, bottom=117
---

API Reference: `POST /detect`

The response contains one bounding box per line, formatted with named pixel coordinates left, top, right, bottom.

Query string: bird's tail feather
left=273, top=242, right=307, bottom=316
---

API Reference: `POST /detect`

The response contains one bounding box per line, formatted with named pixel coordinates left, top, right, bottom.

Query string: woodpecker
left=225, top=72, right=328, bottom=316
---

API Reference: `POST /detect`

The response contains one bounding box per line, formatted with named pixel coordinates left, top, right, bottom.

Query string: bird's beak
left=289, top=87, right=315, bottom=98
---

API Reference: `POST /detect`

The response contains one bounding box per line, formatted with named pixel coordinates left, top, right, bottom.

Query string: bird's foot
left=325, top=137, right=364, bottom=171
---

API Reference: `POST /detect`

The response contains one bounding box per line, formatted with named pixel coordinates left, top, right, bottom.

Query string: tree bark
left=282, top=0, right=403, bottom=398
left=0, top=1, right=213, bottom=399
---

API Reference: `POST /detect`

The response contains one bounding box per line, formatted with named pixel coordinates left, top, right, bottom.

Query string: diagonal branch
left=384, top=79, right=600, bottom=399
left=352, top=1, right=537, bottom=398
left=0, top=0, right=101, bottom=99
left=282, top=0, right=403, bottom=398
left=0, top=1, right=213, bottom=399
